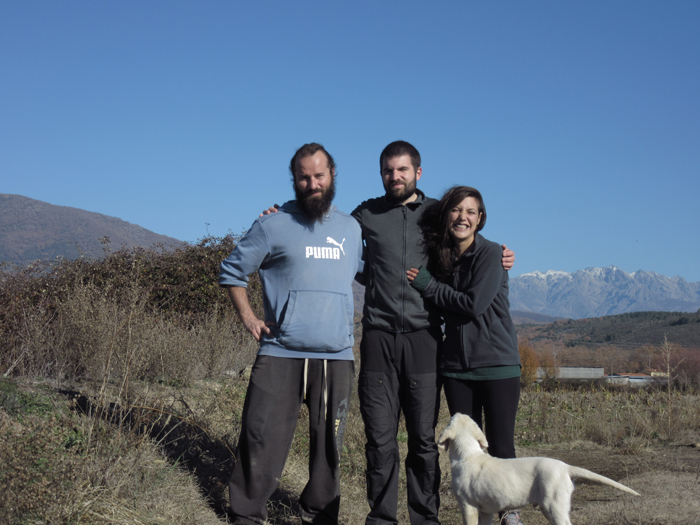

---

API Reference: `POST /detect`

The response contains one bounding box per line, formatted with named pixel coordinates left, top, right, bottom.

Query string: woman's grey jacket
left=411, top=233, right=520, bottom=371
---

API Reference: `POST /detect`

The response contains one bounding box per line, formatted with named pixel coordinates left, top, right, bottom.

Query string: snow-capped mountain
left=509, top=266, right=700, bottom=319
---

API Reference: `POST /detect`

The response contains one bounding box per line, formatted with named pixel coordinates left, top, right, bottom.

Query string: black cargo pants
left=359, top=328, right=442, bottom=525
left=229, top=355, right=354, bottom=525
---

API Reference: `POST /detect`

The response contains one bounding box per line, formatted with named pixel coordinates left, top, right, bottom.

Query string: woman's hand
left=406, top=268, right=420, bottom=282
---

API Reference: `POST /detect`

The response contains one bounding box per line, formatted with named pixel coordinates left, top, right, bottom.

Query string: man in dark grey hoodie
left=220, top=143, right=363, bottom=525
left=352, top=141, right=514, bottom=525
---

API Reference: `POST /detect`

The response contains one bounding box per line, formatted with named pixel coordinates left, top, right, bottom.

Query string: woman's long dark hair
left=418, top=186, right=487, bottom=281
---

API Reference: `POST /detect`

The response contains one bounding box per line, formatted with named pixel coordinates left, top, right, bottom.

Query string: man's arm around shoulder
left=501, top=244, right=515, bottom=271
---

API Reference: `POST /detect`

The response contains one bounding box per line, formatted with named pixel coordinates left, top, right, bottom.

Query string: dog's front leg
left=461, top=502, right=480, bottom=525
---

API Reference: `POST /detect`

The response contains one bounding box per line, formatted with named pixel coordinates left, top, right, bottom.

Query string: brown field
left=3, top=374, right=699, bottom=525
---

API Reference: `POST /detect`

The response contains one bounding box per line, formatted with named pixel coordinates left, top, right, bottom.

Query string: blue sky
left=2, top=1, right=699, bottom=281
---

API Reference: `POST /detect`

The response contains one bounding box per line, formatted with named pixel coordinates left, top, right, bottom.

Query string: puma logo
left=326, top=237, right=345, bottom=255
left=305, top=237, right=346, bottom=260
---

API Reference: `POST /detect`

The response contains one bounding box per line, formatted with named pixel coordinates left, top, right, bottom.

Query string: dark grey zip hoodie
left=411, top=233, right=520, bottom=370
left=352, top=190, right=442, bottom=333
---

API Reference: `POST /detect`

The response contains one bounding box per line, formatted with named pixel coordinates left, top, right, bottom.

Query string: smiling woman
left=414, top=186, right=488, bottom=281
left=407, top=185, right=525, bottom=525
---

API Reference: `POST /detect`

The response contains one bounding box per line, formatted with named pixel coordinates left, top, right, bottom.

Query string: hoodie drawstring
left=302, top=359, right=328, bottom=425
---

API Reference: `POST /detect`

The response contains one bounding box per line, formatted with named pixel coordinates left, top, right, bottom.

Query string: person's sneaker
left=499, top=509, right=524, bottom=525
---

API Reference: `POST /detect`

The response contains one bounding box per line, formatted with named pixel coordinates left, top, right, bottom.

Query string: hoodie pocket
left=277, top=290, right=353, bottom=351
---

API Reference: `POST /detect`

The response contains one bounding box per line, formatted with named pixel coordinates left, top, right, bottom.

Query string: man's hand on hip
left=227, top=286, right=277, bottom=341
left=241, top=316, right=276, bottom=341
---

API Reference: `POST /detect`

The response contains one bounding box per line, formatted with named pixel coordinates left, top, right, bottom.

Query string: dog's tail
left=568, top=466, right=640, bottom=496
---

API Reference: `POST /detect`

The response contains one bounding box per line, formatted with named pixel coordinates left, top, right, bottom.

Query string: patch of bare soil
left=438, top=443, right=700, bottom=525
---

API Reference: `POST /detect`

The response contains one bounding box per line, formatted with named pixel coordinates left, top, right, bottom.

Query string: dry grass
left=5, top=280, right=258, bottom=384
left=576, top=471, right=700, bottom=525
left=0, top=379, right=222, bottom=525
left=4, top=373, right=700, bottom=524
left=517, top=384, right=700, bottom=449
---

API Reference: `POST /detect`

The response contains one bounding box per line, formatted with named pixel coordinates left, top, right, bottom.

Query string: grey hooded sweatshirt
left=219, top=201, right=363, bottom=360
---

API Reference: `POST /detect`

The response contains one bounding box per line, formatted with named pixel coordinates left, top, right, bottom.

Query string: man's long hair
left=419, top=186, right=487, bottom=281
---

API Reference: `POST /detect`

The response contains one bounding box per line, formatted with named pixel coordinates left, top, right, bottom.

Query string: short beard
left=384, top=178, right=417, bottom=204
left=295, top=178, right=336, bottom=221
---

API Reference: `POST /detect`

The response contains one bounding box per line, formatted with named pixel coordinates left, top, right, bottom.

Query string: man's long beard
left=295, top=179, right=336, bottom=221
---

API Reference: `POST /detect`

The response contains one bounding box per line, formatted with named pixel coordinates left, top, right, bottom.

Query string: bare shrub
left=2, top=302, right=59, bottom=378
left=518, top=341, right=539, bottom=385
left=536, top=346, right=559, bottom=380
left=5, top=279, right=256, bottom=387
left=675, top=349, right=700, bottom=391
left=1, top=234, right=261, bottom=384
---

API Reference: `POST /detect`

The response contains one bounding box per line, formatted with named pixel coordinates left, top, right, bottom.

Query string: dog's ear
left=474, top=426, right=489, bottom=451
left=437, top=423, right=457, bottom=452
left=461, top=414, right=489, bottom=451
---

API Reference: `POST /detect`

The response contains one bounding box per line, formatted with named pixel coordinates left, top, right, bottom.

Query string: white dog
left=438, top=413, right=639, bottom=525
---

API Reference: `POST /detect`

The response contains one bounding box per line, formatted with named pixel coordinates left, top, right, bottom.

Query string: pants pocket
left=405, top=372, right=441, bottom=425
left=359, top=372, right=392, bottom=421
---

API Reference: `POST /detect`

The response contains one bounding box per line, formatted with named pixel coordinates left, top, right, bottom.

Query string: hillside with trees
left=516, top=310, right=700, bottom=349
left=515, top=310, right=700, bottom=381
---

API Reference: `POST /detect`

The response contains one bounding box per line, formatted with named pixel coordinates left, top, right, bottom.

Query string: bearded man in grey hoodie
left=219, top=143, right=363, bottom=525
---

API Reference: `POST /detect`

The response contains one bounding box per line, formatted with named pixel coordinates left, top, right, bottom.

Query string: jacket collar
left=458, top=232, right=485, bottom=261
left=381, top=188, right=428, bottom=209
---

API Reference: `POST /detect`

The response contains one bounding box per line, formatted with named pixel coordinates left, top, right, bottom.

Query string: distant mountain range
left=510, top=266, right=700, bottom=319
left=353, top=267, right=700, bottom=321
left=0, top=194, right=182, bottom=265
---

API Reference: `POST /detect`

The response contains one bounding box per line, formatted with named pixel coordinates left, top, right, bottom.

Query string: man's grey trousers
left=229, top=355, right=354, bottom=525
